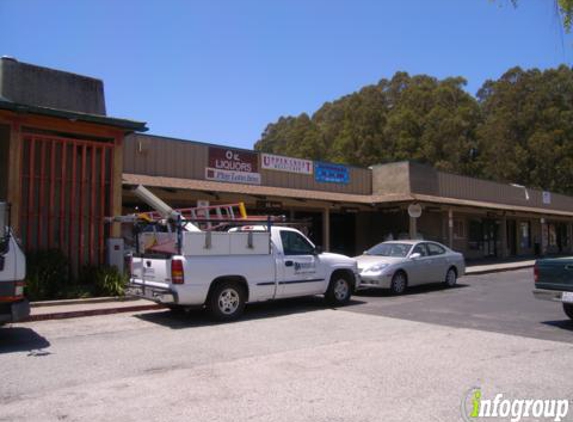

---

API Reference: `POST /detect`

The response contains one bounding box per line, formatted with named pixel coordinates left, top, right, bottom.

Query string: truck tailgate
left=131, top=256, right=172, bottom=287
left=536, top=258, right=573, bottom=292
left=129, top=255, right=176, bottom=304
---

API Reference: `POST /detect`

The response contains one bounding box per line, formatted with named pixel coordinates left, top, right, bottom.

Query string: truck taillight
left=534, top=265, right=539, bottom=283
left=171, top=260, right=184, bottom=284
left=14, top=281, right=25, bottom=298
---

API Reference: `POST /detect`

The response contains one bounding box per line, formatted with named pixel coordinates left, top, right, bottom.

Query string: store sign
left=205, top=147, right=261, bottom=185
left=542, top=191, right=551, bottom=205
left=261, top=153, right=313, bottom=175
left=314, top=162, right=350, bottom=184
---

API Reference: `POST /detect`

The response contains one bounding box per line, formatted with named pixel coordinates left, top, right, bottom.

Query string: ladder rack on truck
left=110, top=185, right=286, bottom=256
left=134, top=216, right=286, bottom=256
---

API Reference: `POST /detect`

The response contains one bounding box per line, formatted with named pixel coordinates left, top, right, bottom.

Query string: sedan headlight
left=365, top=263, right=389, bottom=273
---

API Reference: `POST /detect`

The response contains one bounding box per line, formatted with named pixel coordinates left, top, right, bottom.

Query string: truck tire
left=208, top=281, right=246, bottom=322
left=325, top=272, right=352, bottom=306
left=564, top=303, right=573, bottom=320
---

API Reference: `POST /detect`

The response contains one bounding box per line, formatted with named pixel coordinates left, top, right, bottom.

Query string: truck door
left=276, top=229, right=327, bottom=298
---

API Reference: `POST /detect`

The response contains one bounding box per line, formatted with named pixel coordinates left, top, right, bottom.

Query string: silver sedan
left=355, top=240, right=465, bottom=294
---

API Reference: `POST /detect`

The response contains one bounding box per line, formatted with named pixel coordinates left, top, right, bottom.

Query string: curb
left=465, top=264, right=534, bottom=276
left=24, top=303, right=164, bottom=322
left=31, top=296, right=137, bottom=308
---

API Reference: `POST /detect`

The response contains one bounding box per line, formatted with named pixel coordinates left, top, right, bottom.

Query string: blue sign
left=314, top=162, right=350, bottom=184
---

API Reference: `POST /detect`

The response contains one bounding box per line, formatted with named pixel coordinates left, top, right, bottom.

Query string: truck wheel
left=564, top=303, right=573, bottom=320
left=325, top=273, right=352, bottom=306
left=208, top=281, right=246, bottom=322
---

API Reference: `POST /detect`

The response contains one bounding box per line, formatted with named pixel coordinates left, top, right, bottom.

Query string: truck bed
left=535, top=257, right=573, bottom=292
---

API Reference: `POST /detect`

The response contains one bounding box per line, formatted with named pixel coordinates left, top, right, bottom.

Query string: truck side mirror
left=314, top=245, right=323, bottom=255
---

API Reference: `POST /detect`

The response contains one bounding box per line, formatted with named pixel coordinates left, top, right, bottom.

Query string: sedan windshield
left=365, top=243, right=412, bottom=257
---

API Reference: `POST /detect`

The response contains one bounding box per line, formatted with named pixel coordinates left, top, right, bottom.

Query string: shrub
left=25, top=249, right=71, bottom=301
left=92, top=266, right=127, bottom=297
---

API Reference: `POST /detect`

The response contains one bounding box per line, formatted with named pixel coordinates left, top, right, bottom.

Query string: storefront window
left=519, top=222, right=531, bottom=249
left=468, top=220, right=482, bottom=251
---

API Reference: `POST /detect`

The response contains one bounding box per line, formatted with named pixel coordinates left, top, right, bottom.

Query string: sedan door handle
left=565, top=264, right=573, bottom=271
left=285, top=260, right=294, bottom=267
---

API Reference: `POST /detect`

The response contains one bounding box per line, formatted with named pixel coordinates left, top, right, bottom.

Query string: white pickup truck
left=127, top=225, right=360, bottom=321
left=0, top=203, right=29, bottom=325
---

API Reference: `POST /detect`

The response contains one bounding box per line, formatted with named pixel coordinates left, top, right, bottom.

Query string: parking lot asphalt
left=1, top=269, right=572, bottom=422
left=350, top=268, right=573, bottom=344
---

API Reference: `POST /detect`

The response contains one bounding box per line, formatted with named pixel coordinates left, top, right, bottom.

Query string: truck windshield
left=365, top=243, right=412, bottom=257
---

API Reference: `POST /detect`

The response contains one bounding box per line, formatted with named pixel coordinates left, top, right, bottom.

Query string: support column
left=568, top=222, right=573, bottom=253
left=541, top=218, right=548, bottom=256
left=448, top=209, right=454, bottom=249
left=499, top=216, right=508, bottom=258
left=322, top=207, right=330, bottom=252
left=409, top=216, right=417, bottom=240
left=7, top=122, right=22, bottom=235
left=111, top=135, right=123, bottom=237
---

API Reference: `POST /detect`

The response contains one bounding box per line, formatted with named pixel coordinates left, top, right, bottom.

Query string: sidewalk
left=465, top=258, right=535, bottom=275
left=26, top=298, right=163, bottom=322
left=18, top=258, right=536, bottom=323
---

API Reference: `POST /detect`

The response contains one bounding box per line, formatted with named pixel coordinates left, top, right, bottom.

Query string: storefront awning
left=413, top=194, right=573, bottom=218
left=122, top=173, right=411, bottom=205
left=123, top=173, right=573, bottom=218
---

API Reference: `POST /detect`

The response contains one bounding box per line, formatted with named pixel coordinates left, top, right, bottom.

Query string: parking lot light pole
left=409, top=216, right=417, bottom=240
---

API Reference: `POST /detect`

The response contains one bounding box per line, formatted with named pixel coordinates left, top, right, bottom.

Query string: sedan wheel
left=445, top=268, right=457, bottom=288
left=390, top=271, right=407, bottom=295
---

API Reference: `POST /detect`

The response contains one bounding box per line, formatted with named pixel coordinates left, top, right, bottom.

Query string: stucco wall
left=0, top=57, right=106, bottom=115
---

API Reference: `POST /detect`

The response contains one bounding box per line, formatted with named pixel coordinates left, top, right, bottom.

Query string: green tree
left=476, top=65, right=573, bottom=193
left=498, top=0, right=573, bottom=32
left=255, top=72, right=480, bottom=173
left=255, top=66, right=573, bottom=196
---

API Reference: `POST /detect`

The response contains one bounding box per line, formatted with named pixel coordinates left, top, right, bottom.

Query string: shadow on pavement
left=0, top=327, right=51, bottom=355
left=135, top=296, right=367, bottom=329
left=542, top=319, right=573, bottom=331
left=354, top=282, right=469, bottom=298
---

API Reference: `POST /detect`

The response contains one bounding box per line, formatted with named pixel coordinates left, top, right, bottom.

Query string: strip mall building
left=2, top=58, right=572, bottom=272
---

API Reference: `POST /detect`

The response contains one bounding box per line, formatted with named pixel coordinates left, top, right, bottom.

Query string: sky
left=1, top=0, right=572, bottom=150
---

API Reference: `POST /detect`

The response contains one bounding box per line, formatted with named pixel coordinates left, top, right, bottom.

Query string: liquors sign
left=205, top=147, right=261, bottom=185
